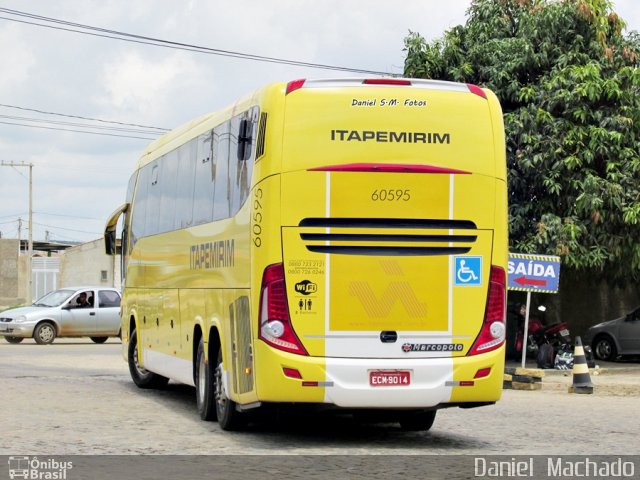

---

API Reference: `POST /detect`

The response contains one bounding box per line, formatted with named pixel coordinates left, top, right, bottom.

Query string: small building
left=59, top=239, right=121, bottom=290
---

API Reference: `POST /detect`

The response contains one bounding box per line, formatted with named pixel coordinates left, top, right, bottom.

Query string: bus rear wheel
left=195, top=338, right=217, bottom=421
left=214, top=349, right=245, bottom=431
left=398, top=410, right=436, bottom=432
left=128, top=329, right=169, bottom=389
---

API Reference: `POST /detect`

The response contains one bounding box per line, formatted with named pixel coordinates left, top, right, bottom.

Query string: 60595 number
left=371, top=189, right=411, bottom=201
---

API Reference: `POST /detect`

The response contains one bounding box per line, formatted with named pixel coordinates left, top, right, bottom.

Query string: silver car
left=0, top=287, right=121, bottom=345
left=585, top=306, right=640, bottom=361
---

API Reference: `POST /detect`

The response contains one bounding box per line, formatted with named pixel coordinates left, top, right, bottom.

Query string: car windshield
left=33, top=289, right=75, bottom=307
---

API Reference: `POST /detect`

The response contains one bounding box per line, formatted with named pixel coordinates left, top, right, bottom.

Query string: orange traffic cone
left=568, top=336, right=594, bottom=394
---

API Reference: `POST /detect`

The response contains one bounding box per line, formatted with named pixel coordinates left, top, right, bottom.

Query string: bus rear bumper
left=254, top=345, right=504, bottom=409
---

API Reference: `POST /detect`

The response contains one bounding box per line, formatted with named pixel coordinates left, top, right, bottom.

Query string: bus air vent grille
left=298, top=218, right=478, bottom=256
left=256, top=112, right=268, bottom=159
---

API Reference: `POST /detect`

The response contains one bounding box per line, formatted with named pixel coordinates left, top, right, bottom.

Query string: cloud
left=100, top=51, right=204, bottom=118
left=0, top=0, right=638, bottom=244
left=0, top=24, right=36, bottom=92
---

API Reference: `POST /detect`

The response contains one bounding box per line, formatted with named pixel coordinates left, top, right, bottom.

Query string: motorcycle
left=508, top=305, right=572, bottom=367
left=532, top=320, right=573, bottom=368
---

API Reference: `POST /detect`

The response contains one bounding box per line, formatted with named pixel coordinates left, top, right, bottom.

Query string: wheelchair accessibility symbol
left=454, top=256, right=482, bottom=286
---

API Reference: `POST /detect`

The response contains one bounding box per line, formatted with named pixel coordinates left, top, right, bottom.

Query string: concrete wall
left=0, top=239, right=26, bottom=307
left=59, top=239, right=121, bottom=289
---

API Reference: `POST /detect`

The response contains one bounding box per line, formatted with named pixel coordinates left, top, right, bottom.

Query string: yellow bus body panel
left=117, top=79, right=507, bottom=411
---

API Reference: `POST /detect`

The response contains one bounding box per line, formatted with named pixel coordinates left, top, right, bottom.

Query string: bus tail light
left=286, top=79, right=306, bottom=95
left=467, top=84, right=487, bottom=99
left=468, top=266, right=506, bottom=356
left=363, top=78, right=412, bottom=86
left=259, top=263, right=308, bottom=355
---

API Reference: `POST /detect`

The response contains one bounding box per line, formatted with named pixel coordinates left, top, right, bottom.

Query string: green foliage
left=404, top=0, right=640, bottom=283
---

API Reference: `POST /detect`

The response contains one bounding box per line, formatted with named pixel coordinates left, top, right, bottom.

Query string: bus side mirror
left=237, top=119, right=253, bottom=161
left=104, top=230, right=122, bottom=255
left=105, top=230, right=117, bottom=255
left=104, top=203, right=128, bottom=255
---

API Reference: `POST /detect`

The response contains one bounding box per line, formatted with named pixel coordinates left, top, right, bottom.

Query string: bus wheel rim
left=214, top=362, right=227, bottom=408
left=198, top=354, right=206, bottom=404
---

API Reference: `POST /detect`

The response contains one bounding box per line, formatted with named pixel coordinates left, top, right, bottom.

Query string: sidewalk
left=505, top=359, right=640, bottom=396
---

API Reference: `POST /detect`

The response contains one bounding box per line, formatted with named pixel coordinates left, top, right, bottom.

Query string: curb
left=504, top=366, right=640, bottom=396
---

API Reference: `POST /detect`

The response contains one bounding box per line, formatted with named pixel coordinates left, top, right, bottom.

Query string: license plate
left=0, top=324, right=7, bottom=331
left=560, top=329, right=569, bottom=337
left=369, top=371, right=410, bottom=387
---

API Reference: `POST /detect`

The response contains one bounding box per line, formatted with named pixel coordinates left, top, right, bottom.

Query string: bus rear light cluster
left=285, top=79, right=306, bottom=95
left=467, top=83, right=487, bottom=99
left=258, top=263, right=308, bottom=355
left=474, top=367, right=492, bottom=379
left=282, top=367, right=302, bottom=379
left=468, top=266, right=506, bottom=356
left=363, top=78, right=412, bottom=86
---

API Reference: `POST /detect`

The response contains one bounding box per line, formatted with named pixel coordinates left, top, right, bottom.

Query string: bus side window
left=158, top=149, right=178, bottom=233
left=230, top=109, right=257, bottom=215
left=145, top=162, right=161, bottom=236
left=124, top=171, right=137, bottom=256
left=174, top=141, right=196, bottom=229
left=213, top=121, right=231, bottom=220
left=131, top=164, right=151, bottom=245
left=192, top=131, right=215, bottom=226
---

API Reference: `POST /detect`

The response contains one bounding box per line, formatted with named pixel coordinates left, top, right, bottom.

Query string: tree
left=404, top=0, right=640, bottom=283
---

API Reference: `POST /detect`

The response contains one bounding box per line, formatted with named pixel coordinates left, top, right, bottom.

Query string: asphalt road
left=1, top=339, right=639, bottom=457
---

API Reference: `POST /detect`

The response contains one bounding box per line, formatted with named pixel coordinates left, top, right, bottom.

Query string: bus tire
left=195, top=338, right=217, bottom=421
left=214, top=349, right=245, bottom=431
left=398, top=410, right=436, bottom=432
left=4, top=336, right=24, bottom=344
left=90, top=336, right=108, bottom=344
left=128, top=329, right=169, bottom=389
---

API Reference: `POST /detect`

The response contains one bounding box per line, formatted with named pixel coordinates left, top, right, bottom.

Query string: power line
left=0, top=7, right=393, bottom=76
left=33, top=221, right=100, bottom=235
left=34, top=211, right=103, bottom=221
left=9, top=165, right=29, bottom=180
left=0, top=120, right=157, bottom=140
left=0, top=113, right=166, bottom=135
left=0, top=103, right=169, bottom=131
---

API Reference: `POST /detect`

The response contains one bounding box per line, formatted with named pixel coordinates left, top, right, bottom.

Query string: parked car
left=0, top=287, right=121, bottom=345
left=585, top=306, right=640, bottom=361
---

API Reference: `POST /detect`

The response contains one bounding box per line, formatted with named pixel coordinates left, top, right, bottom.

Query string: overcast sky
left=0, top=0, right=638, bottom=245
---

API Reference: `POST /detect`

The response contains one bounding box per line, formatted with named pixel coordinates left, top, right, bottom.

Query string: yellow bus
left=105, top=77, right=507, bottom=431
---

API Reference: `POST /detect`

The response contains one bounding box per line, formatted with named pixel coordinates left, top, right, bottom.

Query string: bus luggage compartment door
left=282, top=226, right=494, bottom=359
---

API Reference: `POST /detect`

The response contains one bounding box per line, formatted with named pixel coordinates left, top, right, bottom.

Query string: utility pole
left=1, top=161, right=34, bottom=304
left=17, top=218, right=22, bottom=254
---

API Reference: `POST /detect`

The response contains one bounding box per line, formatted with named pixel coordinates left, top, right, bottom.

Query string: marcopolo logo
left=402, top=343, right=463, bottom=352
left=294, top=280, right=317, bottom=296
left=8, top=456, right=73, bottom=480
